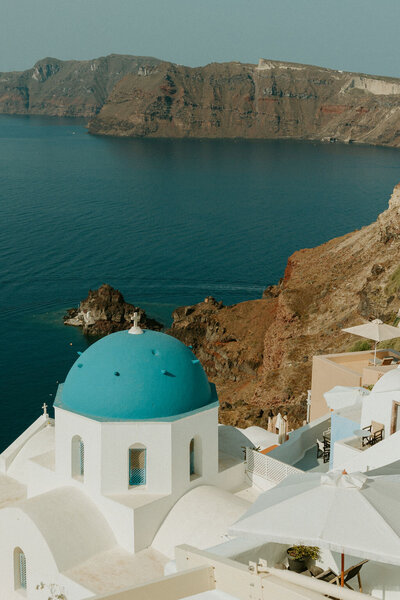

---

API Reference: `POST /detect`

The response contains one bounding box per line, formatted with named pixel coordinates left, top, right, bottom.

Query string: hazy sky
left=1, top=0, right=400, bottom=77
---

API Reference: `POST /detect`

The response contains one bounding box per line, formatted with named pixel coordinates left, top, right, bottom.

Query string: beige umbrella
left=342, top=319, right=400, bottom=365
left=229, top=471, right=400, bottom=586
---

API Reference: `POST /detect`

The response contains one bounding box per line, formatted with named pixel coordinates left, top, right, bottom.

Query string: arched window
left=14, top=547, right=27, bottom=591
left=190, top=438, right=195, bottom=476
left=129, top=446, right=147, bottom=486
left=71, top=435, right=84, bottom=480
left=189, top=437, right=202, bottom=478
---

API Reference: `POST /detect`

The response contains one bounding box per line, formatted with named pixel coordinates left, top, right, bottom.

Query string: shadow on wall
left=218, top=426, right=258, bottom=460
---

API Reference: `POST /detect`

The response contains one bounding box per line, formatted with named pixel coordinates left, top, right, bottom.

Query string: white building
left=0, top=322, right=277, bottom=600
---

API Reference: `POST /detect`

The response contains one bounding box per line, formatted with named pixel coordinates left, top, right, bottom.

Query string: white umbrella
left=342, top=319, right=400, bottom=365
left=323, top=386, right=369, bottom=411
left=229, top=471, right=400, bottom=585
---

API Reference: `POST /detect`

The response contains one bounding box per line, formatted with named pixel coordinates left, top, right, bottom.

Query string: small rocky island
left=64, top=284, right=163, bottom=336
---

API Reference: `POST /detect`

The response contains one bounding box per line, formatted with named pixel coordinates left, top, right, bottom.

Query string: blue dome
left=55, top=330, right=217, bottom=421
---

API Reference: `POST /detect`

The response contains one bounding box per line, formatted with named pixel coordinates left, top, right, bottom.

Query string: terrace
left=310, top=349, right=400, bottom=421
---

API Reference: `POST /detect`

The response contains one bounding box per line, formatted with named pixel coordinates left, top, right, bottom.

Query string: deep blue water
left=1, top=114, right=400, bottom=450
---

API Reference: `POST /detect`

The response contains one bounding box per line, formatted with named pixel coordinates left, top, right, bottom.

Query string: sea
left=1, top=114, right=400, bottom=450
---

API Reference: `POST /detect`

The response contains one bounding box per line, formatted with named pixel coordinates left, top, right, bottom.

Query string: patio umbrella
left=229, top=471, right=400, bottom=585
left=323, top=386, right=369, bottom=411
left=342, top=319, right=400, bottom=365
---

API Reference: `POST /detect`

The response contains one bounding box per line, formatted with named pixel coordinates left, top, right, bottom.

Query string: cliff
left=168, top=184, right=400, bottom=429
left=0, top=55, right=161, bottom=117
left=89, top=58, right=400, bottom=147
left=3, top=55, right=400, bottom=146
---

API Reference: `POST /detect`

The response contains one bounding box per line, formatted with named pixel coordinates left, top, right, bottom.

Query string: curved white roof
left=237, top=426, right=278, bottom=449
left=152, top=485, right=250, bottom=558
left=373, top=366, right=400, bottom=393
left=12, top=487, right=116, bottom=571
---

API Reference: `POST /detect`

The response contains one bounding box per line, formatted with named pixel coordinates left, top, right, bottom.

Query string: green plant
left=36, top=582, right=67, bottom=599
left=386, top=265, right=400, bottom=297
left=287, top=545, right=320, bottom=561
left=348, top=340, right=372, bottom=352
left=347, top=339, right=372, bottom=352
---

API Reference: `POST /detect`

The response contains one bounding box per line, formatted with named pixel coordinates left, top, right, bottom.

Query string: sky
left=1, top=0, right=400, bottom=77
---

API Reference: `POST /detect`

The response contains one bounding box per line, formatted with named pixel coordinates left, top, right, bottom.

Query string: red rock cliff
left=169, top=184, right=400, bottom=428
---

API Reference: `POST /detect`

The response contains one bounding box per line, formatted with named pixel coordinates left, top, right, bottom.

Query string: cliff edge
left=3, top=55, right=400, bottom=146
left=0, top=55, right=161, bottom=117
left=89, top=59, right=400, bottom=147
left=168, top=184, right=400, bottom=428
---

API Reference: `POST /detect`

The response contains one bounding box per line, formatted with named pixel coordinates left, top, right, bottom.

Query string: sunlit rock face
left=89, top=58, right=400, bottom=148
left=169, top=184, right=400, bottom=430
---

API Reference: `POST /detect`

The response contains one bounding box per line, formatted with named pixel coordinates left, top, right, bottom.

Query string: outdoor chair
left=362, top=421, right=384, bottom=446
left=322, top=435, right=330, bottom=463
left=314, top=559, right=368, bottom=593
left=316, top=439, right=324, bottom=459
left=381, top=357, right=394, bottom=365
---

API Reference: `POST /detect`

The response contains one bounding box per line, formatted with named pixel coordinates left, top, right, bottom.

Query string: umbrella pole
left=374, top=341, right=377, bottom=366
left=341, top=553, right=344, bottom=587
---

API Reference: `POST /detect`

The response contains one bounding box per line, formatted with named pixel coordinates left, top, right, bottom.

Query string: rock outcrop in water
left=64, top=284, right=163, bottom=336
left=89, top=58, right=400, bottom=147
left=3, top=55, right=400, bottom=147
left=168, top=184, right=400, bottom=429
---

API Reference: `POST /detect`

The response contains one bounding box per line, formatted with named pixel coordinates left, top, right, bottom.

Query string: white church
left=0, top=318, right=276, bottom=599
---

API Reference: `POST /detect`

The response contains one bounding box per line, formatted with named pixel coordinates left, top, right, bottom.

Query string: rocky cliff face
left=3, top=55, right=400, bottom=146
left=64, top=284, right=163, bottom=336
left=168, top=184, right=400, bottom=429
left=89, top=58, right=400, bottom=147
left=0, top=55, right=161, bottom=117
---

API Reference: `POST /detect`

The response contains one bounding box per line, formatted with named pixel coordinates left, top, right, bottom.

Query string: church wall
left=93, top=494, right=136, bottom=552
left=99, top=421, right=172, bottom=495
left=0, top=508, right=58, bottom=600
left=170, top=407, right=219, bottom=494
left=132, top=494, right=175, bottom=552
left=54, top=408, right=102, bottom=494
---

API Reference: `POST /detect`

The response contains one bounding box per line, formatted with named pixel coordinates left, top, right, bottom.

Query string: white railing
left=245, top=447, right=302, bottom=484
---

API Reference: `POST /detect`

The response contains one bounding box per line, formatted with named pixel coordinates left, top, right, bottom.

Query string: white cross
left=42, top=403, right=48, bottom=418
left=129, top=311, right=143, bottom=335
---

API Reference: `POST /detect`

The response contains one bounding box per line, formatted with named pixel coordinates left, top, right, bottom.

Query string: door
left=391, top=402, right=400, bottom=434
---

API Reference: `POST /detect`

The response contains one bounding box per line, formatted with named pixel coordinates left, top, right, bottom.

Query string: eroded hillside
left=89, top=59, right=400, bottom=147
left=168, top=184, right=400, bottom=429
left=0, top=55, right=161, bottom=117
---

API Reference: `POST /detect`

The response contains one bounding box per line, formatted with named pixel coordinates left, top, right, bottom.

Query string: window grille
left=129, top=448, right=146, bottom=485
left=190, top=439, right=195, bottom=475
left=79, top=439, right=84, bottom=476
left=19, top=551, right=27, bottom=590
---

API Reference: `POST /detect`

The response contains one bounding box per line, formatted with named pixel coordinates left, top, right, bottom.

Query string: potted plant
left=287, top=545, right=320, bottom=573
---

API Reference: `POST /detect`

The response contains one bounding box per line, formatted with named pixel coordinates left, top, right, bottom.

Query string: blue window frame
left=19, top=551, right=26, bottom=589
left=79, top=439, right=84, bottom=476
left=71, top=435, right=84, bottom=480
left=190, top=439, right=195, bottom=475
left=129, top=448, right=146, bottom=486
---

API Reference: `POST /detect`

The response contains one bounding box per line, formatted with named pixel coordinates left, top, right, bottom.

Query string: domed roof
left=372, top=366, right=400, bottom=393
left=55, top=330, right=217, bottom=421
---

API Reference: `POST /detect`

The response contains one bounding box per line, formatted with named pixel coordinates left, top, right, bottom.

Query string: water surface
left=1, top=115, right=399, bottom=449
